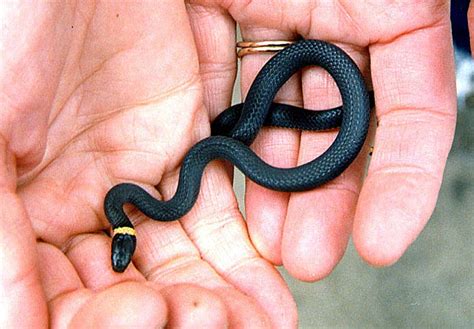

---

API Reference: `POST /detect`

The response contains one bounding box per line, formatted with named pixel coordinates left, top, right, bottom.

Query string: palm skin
left=0, top=2, right=294, bottom=327
left=189, top=0, right=457, bottom=280
left=0, top=0, right=458, bottom=327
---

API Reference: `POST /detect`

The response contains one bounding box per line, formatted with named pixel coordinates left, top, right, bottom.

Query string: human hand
left=468, top=2, right=474, bottom=51
left=191, top=0, right=456, bottom=280
left=0, top=1, right=294, bottom=327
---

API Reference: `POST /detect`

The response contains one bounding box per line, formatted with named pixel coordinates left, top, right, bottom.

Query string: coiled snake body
left=104, top=40, right=371, bottom=272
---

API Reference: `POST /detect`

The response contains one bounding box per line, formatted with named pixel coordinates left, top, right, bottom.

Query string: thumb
left=0, top=141, right=47, bottom=327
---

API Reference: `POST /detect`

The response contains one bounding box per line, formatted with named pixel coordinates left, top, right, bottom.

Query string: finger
left=65, top=233, right=145, bottom=290
left=186, top=1, right=236, bottom=179
left=39, top=236, right=168, bottom=328
left=117, top=179, right=272, bottom=327
left=157, top=161, right=295, bottom=327
left=0, top=144, right=47, bottom=327
left=353, top=19, right=456, bottom=265
left=282, top=45, right=371, bottom=281
left=50, top=290, right=94, bottom=329
left=37, top=242, right=83, bottom=302
left=37, top=242, right=92, bottom=328
left=69, top=282, right=167, bottom=328
left=185, top=6, right=297, bottom=327
left=240, top=26, right=302, bottom=265
left=468, top=2, right=474, bottom=50
left=132, top=196, right=273, bottom=328
left=186, top=2, right=236, bottom=121
left=160, top=283, right=228, bottom=328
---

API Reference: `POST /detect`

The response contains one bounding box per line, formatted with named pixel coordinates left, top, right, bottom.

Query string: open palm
left=1, top=2, right=294, bottom=327
left=190, top=0, right=456, bottom=280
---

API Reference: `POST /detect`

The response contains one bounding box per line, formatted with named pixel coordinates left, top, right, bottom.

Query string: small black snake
left=104, top=40, right=372, bottom=272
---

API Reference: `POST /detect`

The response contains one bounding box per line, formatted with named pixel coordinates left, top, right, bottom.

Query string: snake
left=104, top=40, right=372, bottom=273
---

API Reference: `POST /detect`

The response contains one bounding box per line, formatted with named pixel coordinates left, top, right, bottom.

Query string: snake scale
left=104, top=40, right=372, bottom=272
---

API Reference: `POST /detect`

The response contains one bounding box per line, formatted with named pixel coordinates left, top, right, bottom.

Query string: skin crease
left=0, top=1, right=287, bottom=328
left=189, top=0, right=457, bottom=281
left=0, top=1, right=459, bottom=328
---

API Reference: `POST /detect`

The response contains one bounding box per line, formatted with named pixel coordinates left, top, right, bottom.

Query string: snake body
left=104, top=40, right=371, bottom=272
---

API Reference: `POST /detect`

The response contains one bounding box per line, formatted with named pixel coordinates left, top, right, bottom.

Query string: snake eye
left=111, top=233, right=137, bottom=272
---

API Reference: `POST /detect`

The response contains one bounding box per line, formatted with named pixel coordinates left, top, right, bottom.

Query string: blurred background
left=232, top=2, right=473, bottom=327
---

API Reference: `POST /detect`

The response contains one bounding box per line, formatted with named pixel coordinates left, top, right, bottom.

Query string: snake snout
left=111, top=233, right=137, bottom=272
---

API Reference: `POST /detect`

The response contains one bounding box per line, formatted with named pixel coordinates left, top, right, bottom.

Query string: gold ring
left=236, top=40, right=296, bottom=58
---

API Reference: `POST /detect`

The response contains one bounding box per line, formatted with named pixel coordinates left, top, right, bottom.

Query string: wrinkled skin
left=191, top=0, right=456, bottom=280
left=0, top=1, right=288, bottom=327
left=0, top=0, right=457, bottom=328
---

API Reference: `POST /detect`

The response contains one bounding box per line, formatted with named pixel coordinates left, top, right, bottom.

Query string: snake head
left=111, top=232, right=137, bottom=273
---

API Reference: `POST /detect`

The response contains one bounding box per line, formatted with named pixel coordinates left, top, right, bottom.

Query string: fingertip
left=353, top=174, right=436, bottom=267
left=70, top=282, right=167, bottom=328
left=282, top=191, right=353, bottom=282
left=281, top=225, right=344, bottom=282
left=161, top=284, right=228, bottom=329
left=37, top=242, right=82, bottom=302
left=283, top=253, right=338, bottom=282
left=353, top=233, right=405, bottom=268
left=50, top=289, right=93, bottom=329
left=353, top=207, right=409, bottom=268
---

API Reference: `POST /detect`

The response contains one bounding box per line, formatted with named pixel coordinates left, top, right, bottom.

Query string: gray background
left=231, top=51, right=473, bottom=328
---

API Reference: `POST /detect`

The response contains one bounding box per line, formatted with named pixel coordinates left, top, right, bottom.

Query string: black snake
left=104, top=40, right=372, bottom=272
